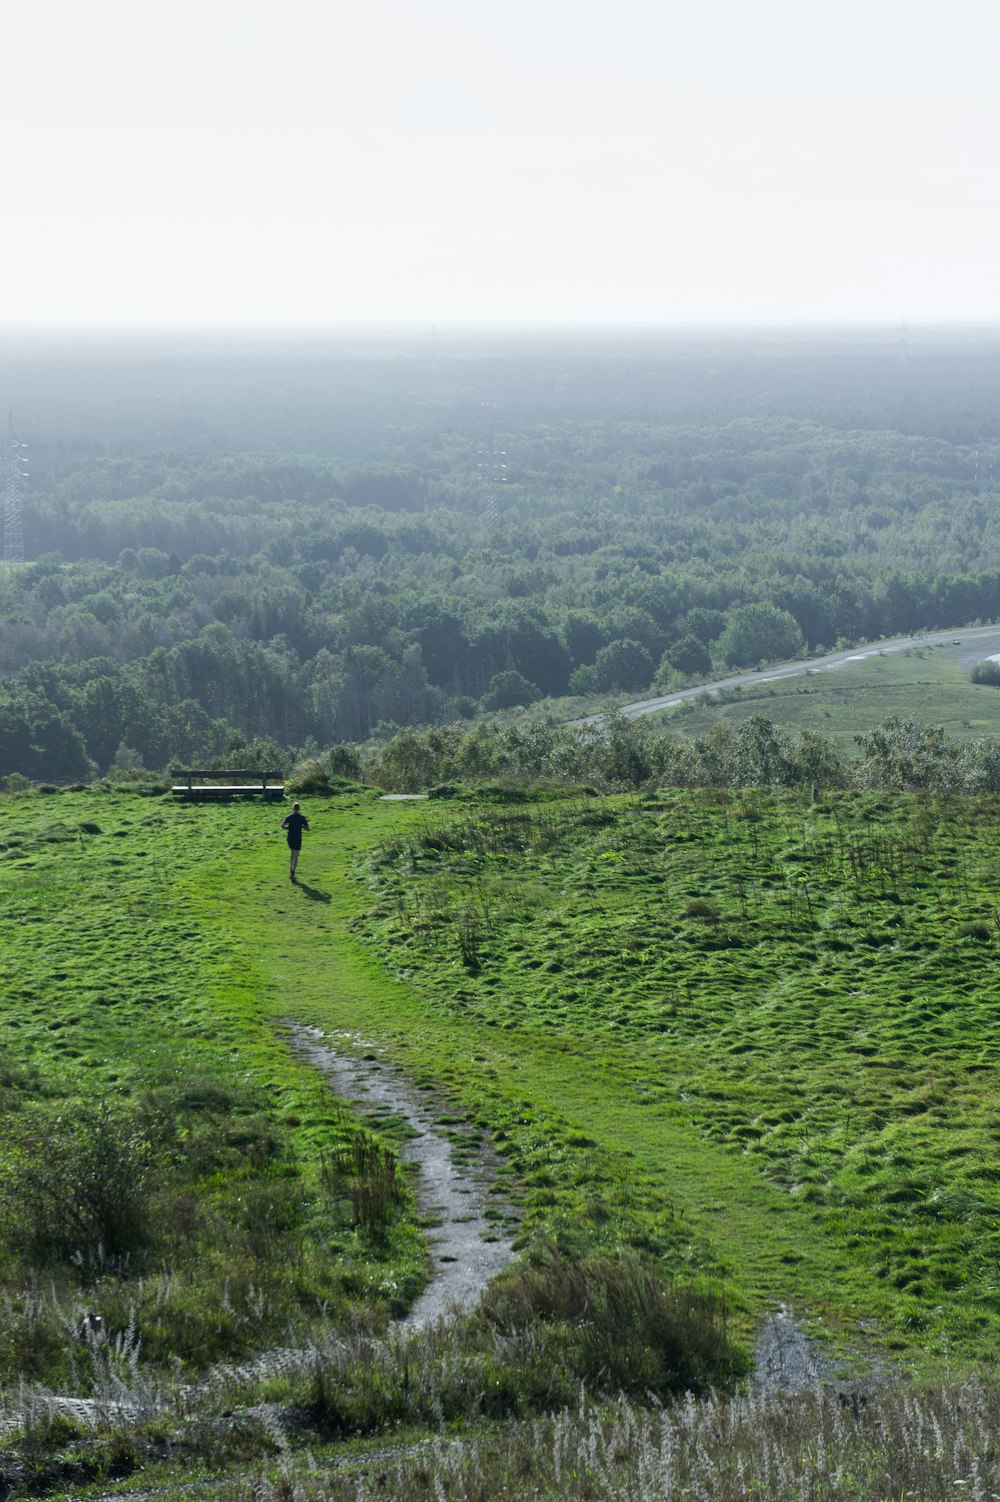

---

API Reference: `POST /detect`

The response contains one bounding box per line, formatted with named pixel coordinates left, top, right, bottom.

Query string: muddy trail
left=288, top=1023, right=518, bottom=1325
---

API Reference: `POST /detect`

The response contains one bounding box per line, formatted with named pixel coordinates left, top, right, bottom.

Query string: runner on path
left=281, top=802, right=310, bottom=882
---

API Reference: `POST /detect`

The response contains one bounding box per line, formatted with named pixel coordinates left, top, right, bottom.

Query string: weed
left=479, top=1240, right=739, bottom=1398
left=684, top=897, right=719, bottom=921
left=323, top=1131, right=403, bottom=1240
left=221, top=1379, right=1000, bottom=1501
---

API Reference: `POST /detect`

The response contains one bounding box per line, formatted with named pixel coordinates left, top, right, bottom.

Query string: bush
left=482, top=669, right=541, bottom=712
left=1, top=1104, right=159, bottom=1269
left=323, top=1130, right=402, bottom=1241
left=685, top=898, right=720, bottom=921
left=715, top=603, right=804, bottom=668
left=480, top=1242, right=740, bottom=1399
left=663, top=633, right=712, bottom=678
left=593, top=639, right=655, bottom=693
left=287, top=760, right=334, bottom=795
left=971, top=659, right=1000, bottom=686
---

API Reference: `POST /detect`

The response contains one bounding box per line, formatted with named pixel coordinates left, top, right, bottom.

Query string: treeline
left=360, top=712, right=1000, bottom=798
left=20, top=712, right=994, bottom=802
left=5, top=547, right=1000, bottom=779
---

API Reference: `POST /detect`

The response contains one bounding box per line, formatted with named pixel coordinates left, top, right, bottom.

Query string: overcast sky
left=3, top=0, right=998, bottom=328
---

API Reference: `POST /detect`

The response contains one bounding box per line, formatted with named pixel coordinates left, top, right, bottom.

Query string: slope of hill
left=2, top=777, right=1000, bottom=1494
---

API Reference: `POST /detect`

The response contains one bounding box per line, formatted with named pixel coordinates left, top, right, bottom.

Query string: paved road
left=586, top=624, right=1000, bottom=726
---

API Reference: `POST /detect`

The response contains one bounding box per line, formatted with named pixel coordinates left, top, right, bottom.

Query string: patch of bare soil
left=752, top=1308, right=895, bottom=1403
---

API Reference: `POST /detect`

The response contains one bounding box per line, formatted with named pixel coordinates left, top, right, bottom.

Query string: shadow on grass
left=296, top=882, right=332, bottom=903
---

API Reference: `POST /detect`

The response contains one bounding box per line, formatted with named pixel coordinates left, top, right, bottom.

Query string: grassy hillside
left=3, top=778, right=1000, bottom=1494
left=354, top=785, right=1000, bottom=1366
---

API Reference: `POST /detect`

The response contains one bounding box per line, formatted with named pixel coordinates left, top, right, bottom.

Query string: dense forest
left=4, top=328, right=1000, bottom=780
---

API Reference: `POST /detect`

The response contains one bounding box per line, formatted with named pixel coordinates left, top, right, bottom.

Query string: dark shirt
left=281, top=811, right=309, bottom=845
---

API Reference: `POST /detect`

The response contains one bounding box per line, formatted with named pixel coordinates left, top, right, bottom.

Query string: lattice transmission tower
left=976, top=447, right=994, bottom=494
left=3, top=414, right=26, bottom=564
left=477, top=416, right=506, bottom=528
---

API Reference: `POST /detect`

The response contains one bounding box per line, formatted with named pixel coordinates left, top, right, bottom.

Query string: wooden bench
left=171, top=769, right=286, bottom=802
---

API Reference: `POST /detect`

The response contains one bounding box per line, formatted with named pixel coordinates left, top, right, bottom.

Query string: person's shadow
left=295, top=882, right=331, bottom=903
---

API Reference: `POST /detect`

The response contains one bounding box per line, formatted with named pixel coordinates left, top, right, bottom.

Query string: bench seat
left=171, top=770, right=285, bottom=801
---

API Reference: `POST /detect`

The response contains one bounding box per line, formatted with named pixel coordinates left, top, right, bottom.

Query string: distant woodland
left=4, top=329, right=1000, bottom=780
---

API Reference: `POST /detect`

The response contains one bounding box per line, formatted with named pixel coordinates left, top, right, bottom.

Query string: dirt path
left=289, top=1023, right=517, bottom=1325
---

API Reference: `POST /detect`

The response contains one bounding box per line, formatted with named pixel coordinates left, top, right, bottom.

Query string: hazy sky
left=4, top=0, right=998, bottom=328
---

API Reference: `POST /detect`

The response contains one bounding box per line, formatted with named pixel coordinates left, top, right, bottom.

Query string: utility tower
left=3, top=414, right=26, bottom=564
left=976, top=447, right=993, bottom=494
left=477, top=414, right=506, bottom=528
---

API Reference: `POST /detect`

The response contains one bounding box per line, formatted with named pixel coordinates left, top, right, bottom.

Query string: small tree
left=107, top=742, right=147, bottom=782
left=790, top=728, right=848, bottom=791
left=854, top=714, right=958, bottom=789
left=4, top=1104, right=159, bottom=1268
left=482, top=669, right=541, bottom=712
left=662, top=634, right=712, bottom=678
left=593, top=639, right=654, bottom=693
left=715, top=604, right=804, bottom=668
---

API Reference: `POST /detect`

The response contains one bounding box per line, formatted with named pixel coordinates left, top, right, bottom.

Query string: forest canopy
left=2, top=328, right=1000, bottom=780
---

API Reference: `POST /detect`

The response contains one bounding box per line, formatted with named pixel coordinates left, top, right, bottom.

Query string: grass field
left=355, top=785, right=1000, bottom=1366
left=654, top=644, right=1000, bottom=746
left=4, top=777, right=1000, bottom=1493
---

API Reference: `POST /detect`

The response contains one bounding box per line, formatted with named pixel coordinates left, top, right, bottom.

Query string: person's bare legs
left=290, top=847, right=300, bottom=881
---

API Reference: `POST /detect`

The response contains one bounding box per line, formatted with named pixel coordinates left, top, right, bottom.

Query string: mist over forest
left=3, top=327, right=1000, bottom=781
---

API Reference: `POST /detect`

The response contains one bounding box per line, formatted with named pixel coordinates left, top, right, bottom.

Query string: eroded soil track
left=289, top=1023, right=517, bottom=1325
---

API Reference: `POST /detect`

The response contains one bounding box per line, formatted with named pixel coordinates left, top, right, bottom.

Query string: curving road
left=583, top=624, right=1000, bottom=726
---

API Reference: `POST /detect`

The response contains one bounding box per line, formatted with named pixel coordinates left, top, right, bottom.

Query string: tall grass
left=288, top=1246, right=738, bottom=1438
left=0, top=1102, right=158, bottom=1268
left=228, top=1379, right=1000, bottom=1501
left=322, top=1130, right=402, bottom=1240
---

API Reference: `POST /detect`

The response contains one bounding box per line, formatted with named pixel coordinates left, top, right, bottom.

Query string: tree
left=561, top=611, right=606, bottom=668
left=789, top=728, right=848, bottom=791
left=593, top=639, right=654, bottom=693
left=414, top=605, right=470, bottom=688
left=731, top=714, right=793, bottom=787
left=685, top=608, right=726, bottom=646
left=482, top=670, right=541, bottom=712
left=594, top=712, right=654, bottom=788
left=714, top=604, right=804, bottom=668
left=0, top=701, right=91, bottom=781
left=854, top=715, right=958, bottom=789
left=663, top=634, right=711, bottom=678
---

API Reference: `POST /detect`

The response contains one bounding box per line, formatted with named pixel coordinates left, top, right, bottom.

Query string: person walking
left=281, top=802, right=310, bottom=882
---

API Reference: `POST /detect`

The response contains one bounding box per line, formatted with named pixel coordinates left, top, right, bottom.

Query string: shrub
left=479, top=1242, right=740, bottom=1399
left=1, top=1104, right=159, bottom=1269
left=593, top=639, right=655, bottom=693
left=287, top=760, right=334, bottom=795
left=971, top=658, right=1000, bottom=686
left=482, top=669, right=542, bottom=712
left=685, top=898, right=720, bottom=922
left=323, top=1130, right=402, bottom=1240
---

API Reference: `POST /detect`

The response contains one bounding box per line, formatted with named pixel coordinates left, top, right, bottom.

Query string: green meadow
left=657, top=644, right=1000, bottom=746
left=357, top=785, right=1000, bottom=1361
left=3, top=777, right=1000, bottom=1494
